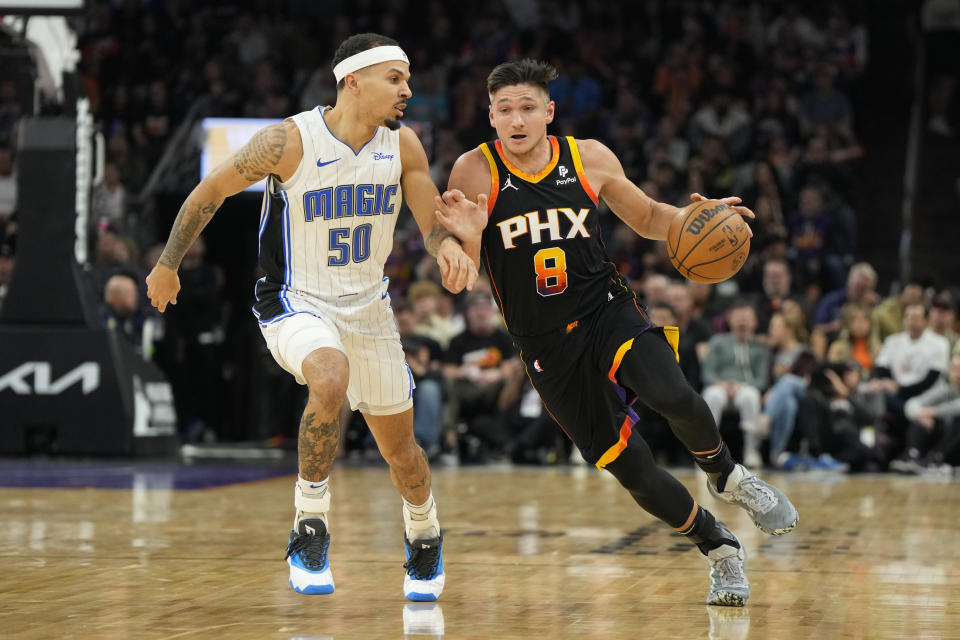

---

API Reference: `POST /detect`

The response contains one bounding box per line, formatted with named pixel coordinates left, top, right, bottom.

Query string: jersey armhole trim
left=478, top=143, right=499, bottom=214
left=277, top=114, right=311, bottom=190
left=567, top=136, right=599, bottom=206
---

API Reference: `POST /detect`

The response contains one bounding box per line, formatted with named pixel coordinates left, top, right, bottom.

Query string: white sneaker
left=709, top=464, right=798, bottom=535
left=706, top=523, right=749, bottom=607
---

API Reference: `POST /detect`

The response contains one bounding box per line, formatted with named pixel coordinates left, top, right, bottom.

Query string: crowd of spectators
left=1, top=1, right=958, bottom=473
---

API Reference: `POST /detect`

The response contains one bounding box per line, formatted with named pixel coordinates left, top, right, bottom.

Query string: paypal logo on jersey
left=303, top=184, right=398, bottom=221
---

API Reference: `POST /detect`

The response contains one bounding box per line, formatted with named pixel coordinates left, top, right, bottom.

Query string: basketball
left=666, top=200, right=751, bottom=283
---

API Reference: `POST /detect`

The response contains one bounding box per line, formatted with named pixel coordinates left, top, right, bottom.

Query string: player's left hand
left=435, top=189, right=488, bottom=241
left=689, top=193, right=756, bottom=236
left=437, top=237, right=478, bottom=294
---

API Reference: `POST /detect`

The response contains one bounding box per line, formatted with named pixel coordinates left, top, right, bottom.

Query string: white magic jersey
left=253, top=106, right=403, bottom=324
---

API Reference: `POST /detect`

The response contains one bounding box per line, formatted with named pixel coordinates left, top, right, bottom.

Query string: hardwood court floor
left=1, top=464, right=958, bottom=639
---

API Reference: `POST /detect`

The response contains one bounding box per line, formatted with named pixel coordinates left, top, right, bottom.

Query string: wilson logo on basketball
left=685, top=204, right=730, bottom=235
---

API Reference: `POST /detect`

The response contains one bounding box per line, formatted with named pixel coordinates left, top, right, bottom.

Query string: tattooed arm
left=146, top=119, right=302, bottom=312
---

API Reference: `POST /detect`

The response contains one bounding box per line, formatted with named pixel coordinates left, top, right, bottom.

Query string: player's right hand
left=437, top=238, right=478, bottom=294
left=145, top=263, right=180, bottom=313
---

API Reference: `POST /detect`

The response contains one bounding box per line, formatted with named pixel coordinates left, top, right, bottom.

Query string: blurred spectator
left=870, top=303, right=950, bottom=399
left=155, top=236, right=224, bottom=441
left=395, top=298, right=446, bottom=458
left=90, top=225, right=138, bottom=297
left=929, top=296, right=959, bottom=353
left=498, top=358, right=567, bottom=465
left=689, top=91, right=752, bottom=162
left=792, top=133, right=861, bottom=205
left=686, top=135, right=735, bottom=197
left=136, top=80, right=174, bottom=163
left=896, top=353, right=960, bottom=472
left=409, top=280, right=460, bottom=349
left=549, top=61, right=602, bottom=130
left=827, top=303, right=883, bottom=374
left=870, top=303, right=952, bottom=463
left=102, top=273, right=147, bottom=350
left=872, top=282, right=924, bottom=343
left=753, top=258, right=808, bottom=334
left=666, top=282, right=713, bottom=361
left=91, top=162, right=127, bottom=230
left=0, top=240, right=13, bottom=313
left=922, top=0, right=960, bottom=137
left=763, top=311, right=816, bottom=464
left=753, top=84, right=801, bottom=150
left=443, top=292, right=519, bottom=462
left=788, top=185, right=849, bottom=291
left=784, top=362, right=876, bottom=472
left=641, top=273, right=670, bottom=307
left=702, top=301, right=771, bottom=467
left=0, top=145, right=15, bottom=219
left=813, top=261, right=878, bottom=332
left=800, top=65, right=853, bottom=139
left=644, top=115, right=689, bottom=173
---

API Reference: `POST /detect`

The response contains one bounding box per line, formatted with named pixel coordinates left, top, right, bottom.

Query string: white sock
left=295, top=476, right=330, bottom=530
left=403, top=492, right=439, bottom=541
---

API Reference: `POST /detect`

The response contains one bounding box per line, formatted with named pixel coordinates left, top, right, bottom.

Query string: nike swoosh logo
left=316, top=158, right=340, bottom=167
left=309, top=484, right=325, bottom=489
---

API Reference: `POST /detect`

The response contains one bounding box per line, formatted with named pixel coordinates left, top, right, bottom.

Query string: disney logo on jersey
left=496, top=207, right=591, bottom=249
left=302, top=183, right=398, bottom=221
left=371, top=152, right=395, bottom=161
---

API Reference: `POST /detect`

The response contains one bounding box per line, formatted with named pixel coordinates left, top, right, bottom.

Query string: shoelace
left=712, top=553, right=746, bottom=586
left=404, top=539, right=441, bottom=580
left=733, top=476, right=777, bottom=514
left=286, top=532, right=329, bottom=570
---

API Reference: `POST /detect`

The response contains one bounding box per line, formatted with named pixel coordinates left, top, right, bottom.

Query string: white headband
left=333, top=45, right=409, bottom=83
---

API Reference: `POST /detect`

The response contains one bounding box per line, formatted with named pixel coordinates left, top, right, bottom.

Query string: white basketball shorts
left=257, top=290, right=414, bottom=416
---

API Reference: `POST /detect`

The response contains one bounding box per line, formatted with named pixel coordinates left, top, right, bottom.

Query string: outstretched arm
left=399, top=126, right=480, bottom=293
left=439, top=147, right=490, bottom=249
left=146, top=119, right=302, bottom=311
left=575, top=138, right=754, bottom=240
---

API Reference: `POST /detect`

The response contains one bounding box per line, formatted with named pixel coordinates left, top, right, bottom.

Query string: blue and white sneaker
left=285, top=518, right=334, bottom=595
left=403, top=532, right=444, bottom=601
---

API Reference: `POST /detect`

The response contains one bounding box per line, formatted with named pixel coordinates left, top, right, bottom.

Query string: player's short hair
left=487, top=59, right=558, bottom=98
left=332, top=32, right=400, bottom=91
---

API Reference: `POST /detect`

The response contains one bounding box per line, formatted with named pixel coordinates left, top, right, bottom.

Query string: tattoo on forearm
left=298, top=411, right=341, bottom=480
left=425, top=221, right=457, bottom=256
left=158, top=200, right=219, bottom=269
left=233, top=124, right=287, bottom=182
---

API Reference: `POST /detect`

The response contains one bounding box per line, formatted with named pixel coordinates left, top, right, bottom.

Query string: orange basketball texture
left=667, top=200, right=751, bottom=283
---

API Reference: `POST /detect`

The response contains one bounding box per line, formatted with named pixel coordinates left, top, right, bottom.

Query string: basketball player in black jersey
left=436, top=60, right=798, bottom=606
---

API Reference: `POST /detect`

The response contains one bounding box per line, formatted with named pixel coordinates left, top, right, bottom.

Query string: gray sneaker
left=709, top=464, right=798, bottom=535
left=706, top=523, right=749, bottom=607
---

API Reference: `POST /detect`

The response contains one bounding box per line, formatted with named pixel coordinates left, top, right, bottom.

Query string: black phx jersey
left=479, top=135, right=619, bottom=336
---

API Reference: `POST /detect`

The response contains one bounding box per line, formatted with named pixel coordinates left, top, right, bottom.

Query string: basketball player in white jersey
left=145, top=33, right=484, bottom=602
